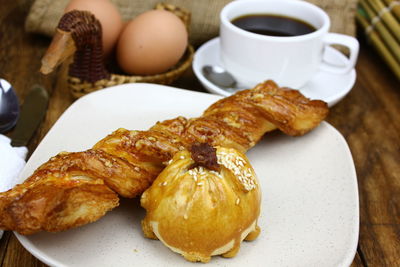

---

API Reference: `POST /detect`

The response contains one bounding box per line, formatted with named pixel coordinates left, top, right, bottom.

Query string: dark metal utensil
left=0, top=79, right=19, bottom=133
left=10, top=85, right=49, bottom=147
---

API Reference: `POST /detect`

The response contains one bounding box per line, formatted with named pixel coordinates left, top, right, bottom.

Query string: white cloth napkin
left=0, top=134, right=28, bottom=238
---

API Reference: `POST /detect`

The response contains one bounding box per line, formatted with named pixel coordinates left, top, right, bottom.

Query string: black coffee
left=231, top=14, right=316, bottom=37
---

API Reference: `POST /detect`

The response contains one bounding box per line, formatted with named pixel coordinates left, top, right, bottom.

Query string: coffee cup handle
left=320, top=33, right=359, bottom=74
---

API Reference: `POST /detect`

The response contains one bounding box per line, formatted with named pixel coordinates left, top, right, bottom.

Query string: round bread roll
left=141, top=143, right=261, bottom=263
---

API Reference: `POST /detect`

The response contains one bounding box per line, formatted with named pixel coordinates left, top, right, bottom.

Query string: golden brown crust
left=206, top=80, right=329, bottom=137
left=0, top=174, right=118, bottom=235
left=141, top=148, right=261, bottom=262
left=0, top=80, right=328, bottom=235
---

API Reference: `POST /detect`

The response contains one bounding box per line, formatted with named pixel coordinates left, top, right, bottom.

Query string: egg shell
left=116, top=10, right=188, bottom=75
left=65, top=0, right=123, bottom=56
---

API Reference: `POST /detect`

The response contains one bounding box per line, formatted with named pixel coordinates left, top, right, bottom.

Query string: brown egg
left=65, top=0, right=123, bottom=56
left=116, top=10, right=188, bottom=75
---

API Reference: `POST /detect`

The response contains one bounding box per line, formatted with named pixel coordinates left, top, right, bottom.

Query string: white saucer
left=193, top=38, right=356, bottom=107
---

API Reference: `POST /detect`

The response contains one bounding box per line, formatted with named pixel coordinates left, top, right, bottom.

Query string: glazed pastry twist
left=0, top=80, right=328, bottom=234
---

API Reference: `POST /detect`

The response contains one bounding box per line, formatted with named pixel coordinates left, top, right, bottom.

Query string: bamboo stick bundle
left=359, top=0, right=400, bottom=62
left=382, top=0, right=400, bottom=22
left=356, top=10, right=400, bottom=80
left=366, top=0, right=400, bottom=42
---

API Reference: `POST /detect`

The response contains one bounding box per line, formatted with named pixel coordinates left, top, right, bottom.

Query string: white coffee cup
left=220, top=0, right=359, bottom=88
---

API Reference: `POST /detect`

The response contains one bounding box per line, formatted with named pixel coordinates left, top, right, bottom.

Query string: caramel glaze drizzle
left=58, top=10, right=110, bottom=83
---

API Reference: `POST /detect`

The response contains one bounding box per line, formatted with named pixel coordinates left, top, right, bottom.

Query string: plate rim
left=14, top=83, right=359, bottom=267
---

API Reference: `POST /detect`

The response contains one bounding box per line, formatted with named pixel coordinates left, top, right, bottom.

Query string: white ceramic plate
left=16, top=84, right=359, bottom=267
left=193, top=38, right=357, bottom=107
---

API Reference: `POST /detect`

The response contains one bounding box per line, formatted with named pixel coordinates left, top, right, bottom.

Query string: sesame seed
left=236, top=198, right=240, bottom=205
left=162, top=181, right=168, bottom=186
left=180, top=155, right=185, bottom=159
left=197, top=182, right=203, bottom=186
left=217, top=150, right=257, bottom=191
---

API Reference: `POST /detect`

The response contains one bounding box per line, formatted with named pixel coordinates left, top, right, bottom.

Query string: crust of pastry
left=0, top=80, right=327, bottom=235
left=141, top=147, right=262, bottom=262
left=0, top=173, right=118, bottom=235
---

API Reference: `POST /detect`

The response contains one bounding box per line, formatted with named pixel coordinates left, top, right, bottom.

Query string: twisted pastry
left=0, top=81, right=328, bottom=234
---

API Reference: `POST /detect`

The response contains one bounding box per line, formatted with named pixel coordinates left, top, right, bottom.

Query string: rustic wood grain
left=351, top=251, right=366, bottom=267
left=2, top=234, right=46, bottom=267
left=352, top=39, right=400, bottom=267
left=0, top=1, right=49, bottom=266
left=1, top=0, right=399, bottom=266
left=327, top=36, right=400, bottom=267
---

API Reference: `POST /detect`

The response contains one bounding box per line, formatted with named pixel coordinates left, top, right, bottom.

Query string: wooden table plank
left=359, top=225, right=400, bottom=266
left=352, top=41, right=400, bottom=267
left=0, top=1, right=49, bottom=266
left=1, top=0, right=400, bottom=266
left=351, top=251, right=366, bottom=267
left=2, top=233, right=46, bottom=267
left=327, top=38, right=400, bottom=267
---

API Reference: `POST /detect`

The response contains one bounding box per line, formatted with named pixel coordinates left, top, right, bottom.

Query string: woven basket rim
left=108, top=45, right=194, bottom=80
left=68, top=45, right=194, bottom=98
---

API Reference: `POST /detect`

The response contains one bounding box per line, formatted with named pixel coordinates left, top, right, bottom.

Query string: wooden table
left=1, top=1, right=399, bottom=266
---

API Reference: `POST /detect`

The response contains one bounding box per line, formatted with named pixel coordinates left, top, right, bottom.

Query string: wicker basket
left=65, top=3, right=194, bottom=98
left=69, top=45, right=194, bottom=98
